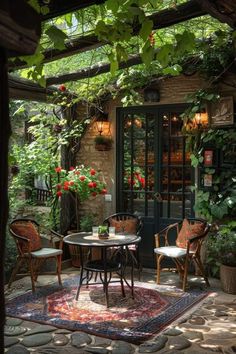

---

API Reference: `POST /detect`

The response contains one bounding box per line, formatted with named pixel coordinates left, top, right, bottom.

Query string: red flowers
left=101, top=188, right=107, bottom=195
left=148, top=32, right=155, bottom=46
left=55, top=166, right=62, bottom=173
left=59, top=84, right=66, bottom=92
left=53, top=165, right=107, bottom=202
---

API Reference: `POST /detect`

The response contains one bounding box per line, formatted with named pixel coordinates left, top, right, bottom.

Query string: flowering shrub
left=53, top=165, right=107, bottom=201
left=124, top=167, right=145, bottom=190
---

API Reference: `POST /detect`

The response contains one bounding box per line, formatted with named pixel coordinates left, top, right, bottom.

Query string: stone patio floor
left=4, top=267, right=236, bottom=354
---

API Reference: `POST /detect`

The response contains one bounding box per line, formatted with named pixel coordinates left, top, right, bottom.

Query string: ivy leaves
left=45, top=26, right=68, bottom=50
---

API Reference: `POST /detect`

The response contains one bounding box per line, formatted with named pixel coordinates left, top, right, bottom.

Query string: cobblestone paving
left=4, top=271, right=236, bottom=353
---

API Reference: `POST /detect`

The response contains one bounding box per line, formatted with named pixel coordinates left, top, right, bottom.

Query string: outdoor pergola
left=0, top=0, right=236, bottom=350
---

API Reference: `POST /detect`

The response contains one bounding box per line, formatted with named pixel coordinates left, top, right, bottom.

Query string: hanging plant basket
left=95, top=143, right=111, bottom=151
left=94, top=136, right=113, bottom=151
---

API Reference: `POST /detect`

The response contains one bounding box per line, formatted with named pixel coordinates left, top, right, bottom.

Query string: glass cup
left=92, top=226, right=99, bottom=237
left=109, top=226, right=116, bottom=237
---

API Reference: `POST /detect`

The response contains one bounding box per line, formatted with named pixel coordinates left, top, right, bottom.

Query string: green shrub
left=207, top=221, right=236, bottom=276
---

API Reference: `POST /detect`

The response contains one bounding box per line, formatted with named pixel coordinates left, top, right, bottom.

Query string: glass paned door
left=116, top=105, right=194, bottom=267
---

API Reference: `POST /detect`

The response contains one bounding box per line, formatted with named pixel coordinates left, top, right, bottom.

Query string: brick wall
left=76, top=119, right=115, bottom=224
left=76, top=72, right=236, bottom=220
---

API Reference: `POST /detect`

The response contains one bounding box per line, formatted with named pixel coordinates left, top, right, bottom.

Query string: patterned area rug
left=6, top=276, right=209, bottom=344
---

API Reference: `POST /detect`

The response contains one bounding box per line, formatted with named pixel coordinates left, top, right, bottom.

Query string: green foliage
left=98, top=225, right=108, bottom=234
left=207, top=221, right=236, bottom=276
left=80, top=214, right=96, bottom=232
left=45, top=26, right=68, bottom=50
left=94, top=135, right=113, bottom=147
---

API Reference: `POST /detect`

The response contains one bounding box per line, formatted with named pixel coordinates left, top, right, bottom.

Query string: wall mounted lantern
left=185, top=109, right=209, bottom=131
left=95, top=112, right=111, bottom=136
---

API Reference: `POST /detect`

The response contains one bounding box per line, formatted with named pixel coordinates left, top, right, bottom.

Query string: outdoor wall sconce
left=185, top=109, right=209, bottom=131
left=194, top=110, right=208, bottom=129
left=95, top=113, right=111, bottom=136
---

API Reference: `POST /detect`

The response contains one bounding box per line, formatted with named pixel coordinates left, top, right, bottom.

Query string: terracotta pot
left=220, top=264, right=236, bottom=294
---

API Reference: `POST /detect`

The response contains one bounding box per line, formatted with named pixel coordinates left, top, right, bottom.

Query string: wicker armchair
left=8, top=218, right=63, bottom=292
left=154, top=218, right=210, bottom=291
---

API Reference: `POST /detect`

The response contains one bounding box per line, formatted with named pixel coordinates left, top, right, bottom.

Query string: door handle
left=154, top=192, right=162, bottom=202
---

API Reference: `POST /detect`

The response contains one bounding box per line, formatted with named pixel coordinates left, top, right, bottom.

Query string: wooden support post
left=0, top=47, right=11, bottom=352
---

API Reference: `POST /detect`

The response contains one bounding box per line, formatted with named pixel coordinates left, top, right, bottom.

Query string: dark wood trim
left=8, top=75, right=76, bottom=102
left=195, top=0, right=236, bottom=28
left=46, top=52, right=149, bottom=85
left=0, top=0, right=41, bottom=56
left=40, top=0, right=106, bottom=21
left=10, top=0, right=206, bottom=69
left=0, top=47, right=11, bottom=351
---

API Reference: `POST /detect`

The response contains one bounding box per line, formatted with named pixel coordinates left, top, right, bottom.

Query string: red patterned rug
left=6, top=276, right=209, bottom=344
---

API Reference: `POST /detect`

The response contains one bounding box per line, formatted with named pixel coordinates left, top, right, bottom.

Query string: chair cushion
left=10, top=221, right=42, bottom=252
left=109, top=218, right=137, bottom=234
left=154, top=246, right=188, bottom=258
left=176, top=219, right=205, bottom=251
left=30, top=248, right=62, bottom=258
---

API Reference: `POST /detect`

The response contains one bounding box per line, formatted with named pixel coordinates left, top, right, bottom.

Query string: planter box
left=220, top=264, right=236, bottom=294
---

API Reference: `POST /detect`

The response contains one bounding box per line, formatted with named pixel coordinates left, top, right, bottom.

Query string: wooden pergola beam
left=10, top=0, right=206, bottom=69
left=0, top=1, right=41, bottom=57
left=39, top=0, right=106, bottom=21
left=195, top=0, right=236, bottom=28
left=8, top=75, right=76, bottom=103
left=46, top=52, right=148, bottom=86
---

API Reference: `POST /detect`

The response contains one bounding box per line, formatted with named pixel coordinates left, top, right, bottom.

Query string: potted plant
left=94, top=136, right=113, bottom=151
left=207, top=221, right=236, bottom=294
left=98, top=225, right=109, bottom=239
left=51, top=165, right=107, bottom=267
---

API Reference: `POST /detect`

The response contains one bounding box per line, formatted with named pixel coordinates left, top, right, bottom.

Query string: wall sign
left=209, top=96, right=234, bottom=127
left=204, top=150, right=213, bottom=166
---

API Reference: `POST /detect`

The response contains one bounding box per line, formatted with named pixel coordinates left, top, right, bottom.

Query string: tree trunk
left=0, top=47, right=11, bottom=352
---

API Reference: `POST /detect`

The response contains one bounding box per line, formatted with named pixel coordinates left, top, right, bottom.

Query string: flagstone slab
left=4, top=337, right=19, bottom=348
left=21, top=333, right=52, bottom=347
left=5, top=318, right=23, bottom=326
left=112, top=341, right=135, bottom=354
left=138, top=336, right=168, bottom=353
left=71, top=332, right=92, bottom=348
left=94, top=337, right=112, bottom=346
left=5, top=326, right=27, bottom=336
left=178, top=323, right=211, bottom=332
left=6, top=345, right=30, bottom=354
left=182, top=330, right=204, bottom=341
left=166, top=336, right=191, bottom=350
left=53, top=333, right=69, bottom=346
left=163, top=328, right=182, bottom=336
left=24, top=324, right=56, bottom=335
left=55, top=329, right=72, bottom=334
left=189, top=316, right=205, bottom=325
left=85, top=346, right=110, bottom=354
